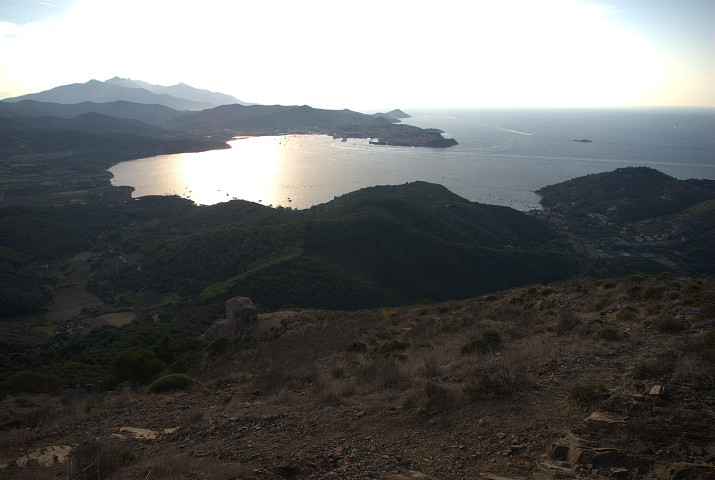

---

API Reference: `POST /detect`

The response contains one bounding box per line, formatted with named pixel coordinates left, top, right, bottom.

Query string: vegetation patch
left=375, top=339, right=410, bottom=356
left=346, top=341, right=368, bottom=353
left=569, top=383, right=608, bottom=404
left=70, top=438, right=136, bottom=480
left=555, top=310, right=581, bottom=335
left=460, top=329, right=502, bottom=355
left=594, top=327, right=620, bottom=341
left=463, top=365, right=528, bottom=399
left=146, top=373, right=200, bottom=394
left=634, top=358, right=674, bottom=380
left=652, top=313, right=685, bottom=333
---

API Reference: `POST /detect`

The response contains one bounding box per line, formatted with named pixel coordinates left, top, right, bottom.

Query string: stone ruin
left=225, top=296, right=258, bottom=326
left=201, top=296, right=257, bottom=343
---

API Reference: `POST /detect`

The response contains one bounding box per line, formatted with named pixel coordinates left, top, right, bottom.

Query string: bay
left=109, top=107, right=715, bottom=211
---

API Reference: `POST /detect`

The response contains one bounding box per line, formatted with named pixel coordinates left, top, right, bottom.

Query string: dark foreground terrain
left=1, top=274, right=713, bottom=479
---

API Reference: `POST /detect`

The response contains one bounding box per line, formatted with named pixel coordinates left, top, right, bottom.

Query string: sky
left=0, top=0, right=713, bottom=110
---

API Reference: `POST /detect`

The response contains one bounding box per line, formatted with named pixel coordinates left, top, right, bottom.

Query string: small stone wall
left=225, top=296, right=257, bottom=326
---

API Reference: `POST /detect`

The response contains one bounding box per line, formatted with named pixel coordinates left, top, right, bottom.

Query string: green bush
left=346, top=341, right=367, bottom=353
left=146, top=374, right=200, bottom=394
left=375, top=339, right=409, bottom=356
left=208, top=336, right=230, bottom=357
left=703, top=329, right=715, bottom=348
left=5, top=371, right=61, bottom=394
left=570, top=384, right=607, bottom=404
left=460, top=329, right=502, bottom=355
left=594, top=327, right=620, bottom=341
left=616, top=306, right=638, bottom=322
left=1, top=418, right=28, bottom=430
left=653, top=314, right=684, bottom=333
left=168, top=351, right=198, bottom=374
left=105, top=349, right=167, bottom=388
left=633, top=359, right=673, bottom=379
left=641, top=286, right=662, bottom=300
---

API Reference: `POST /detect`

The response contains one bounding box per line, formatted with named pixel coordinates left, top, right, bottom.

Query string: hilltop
left=1, top=274, right=713, bottom=479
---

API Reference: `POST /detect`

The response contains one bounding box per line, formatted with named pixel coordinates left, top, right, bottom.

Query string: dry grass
left=672, top=350, right=715, bottom=386
left=5, top=274, right=713, bottom=480
left=121, top=455, right=254, bottom=480
left=68, top=437, right=136, bottom=480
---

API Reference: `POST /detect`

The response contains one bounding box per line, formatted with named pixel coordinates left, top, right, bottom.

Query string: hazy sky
left=0, top=0, right=713, bottom=110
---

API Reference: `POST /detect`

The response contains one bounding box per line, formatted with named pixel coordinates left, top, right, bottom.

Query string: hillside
left=169, top=104, right=457, bottom=147
left=536, top=167, right=715, bottom=223
left=534, top=167, right=715, bottom=276
left=84, top=182, right=578, bottom=313
left=1, top=274, right=713, bottom=479
left=0, top=100, right=185, bottom=125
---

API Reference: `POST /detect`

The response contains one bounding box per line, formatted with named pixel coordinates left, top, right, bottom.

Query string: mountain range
left=0, top=78, right=456, bottom=147
left=1, top=77, right=246, bottom=111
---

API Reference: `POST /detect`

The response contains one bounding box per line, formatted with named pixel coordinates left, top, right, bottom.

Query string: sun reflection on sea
left=153, top=136, right=292, bottom=207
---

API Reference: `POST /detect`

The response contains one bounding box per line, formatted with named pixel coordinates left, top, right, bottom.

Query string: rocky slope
left=1, top=274, right=713, bottom=479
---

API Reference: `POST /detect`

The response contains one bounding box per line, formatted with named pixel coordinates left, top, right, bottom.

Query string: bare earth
left=1, top=275, right=713, bottom=479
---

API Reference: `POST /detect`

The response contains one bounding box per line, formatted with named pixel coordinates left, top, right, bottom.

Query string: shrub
left=594, top=327, right=620, bottom=341
left=653, top=313, right=684, bottom=333
left=168, top=351, right=198, bottom=374
left=460, top=329, right=502, bottom=355
left=641, top=286, right=662, bottom=300
left=616, top=306, right=638, bottom=322
left=346, top=341, right=367, bottom=353
left=633, top=359, right=674, bottom=379
left=107, top=349, right=167, bottom=387
left=570, top=384, right=607, bottom=404
left=5, top=371, right=61, bottom=394
left=463, top=365, right=528, bottom=399
left=1, top=417, right=28, bottom=430
left=356, top=357, right=407, bottom=386
left=375, top=339, right=409, bottom=356
left=555, top=310, right=580, bottom=335
left=626, top=273, right=648, bottom=283
left=627, top=285, right=642, bottom=298
left=308, top=375, right=343, bottom=406
left=70, top=438, right=136, bottom=480
left=423, top=382, right=455, bottom=409
left=705, top=329, right=715, bottom=348
left=146, top=374, right=200, bottom=394
left=208, top=336, right=230, bottom=357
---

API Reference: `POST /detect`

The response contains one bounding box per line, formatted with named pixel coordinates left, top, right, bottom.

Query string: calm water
left=109, top=108, right=715, bottom=211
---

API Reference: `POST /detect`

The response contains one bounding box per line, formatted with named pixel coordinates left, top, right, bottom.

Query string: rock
left=15, top=445, right=73, bottom=467
left=648, top=384, right=666, bottom=397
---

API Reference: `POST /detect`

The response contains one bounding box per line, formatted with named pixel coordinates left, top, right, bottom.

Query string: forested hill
left=0, top=182, right=577, bottom=319
left=535, top=166, right=715, bottom=276
left=537, top=166, right=715, bottom=222
left=96, top=182, right=578, bottom=313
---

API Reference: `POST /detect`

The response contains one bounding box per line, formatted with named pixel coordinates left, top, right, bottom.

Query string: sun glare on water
left=174, top=137, right=287, bottom=206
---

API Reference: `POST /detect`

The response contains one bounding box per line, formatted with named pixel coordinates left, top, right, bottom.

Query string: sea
left=109, top=108, right=715, bottom=211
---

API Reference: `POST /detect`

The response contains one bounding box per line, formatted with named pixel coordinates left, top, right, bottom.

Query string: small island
left=574, top=138, right=592, bottom=143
